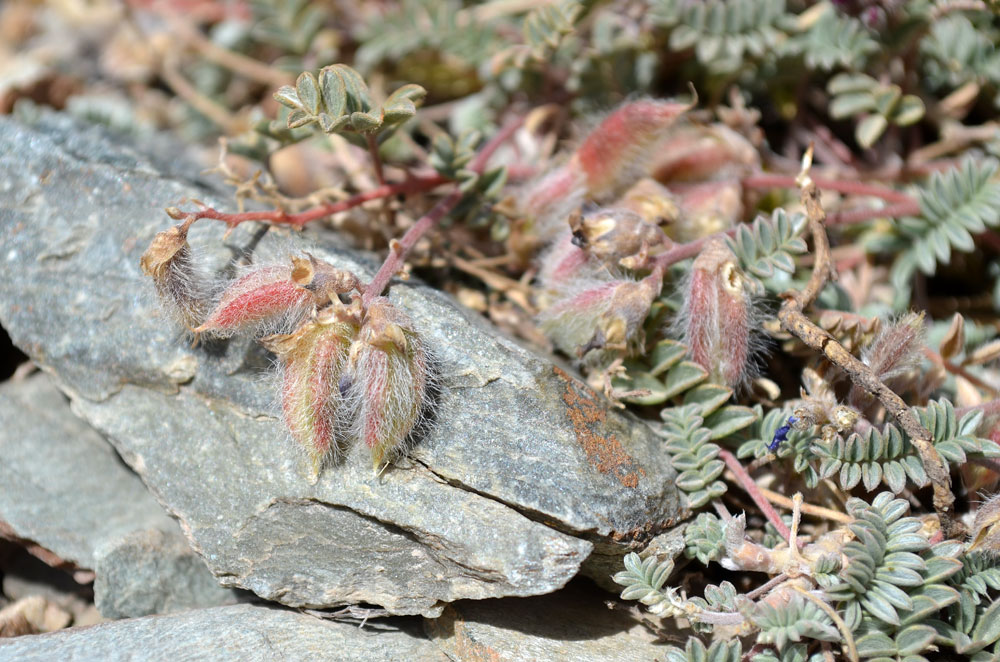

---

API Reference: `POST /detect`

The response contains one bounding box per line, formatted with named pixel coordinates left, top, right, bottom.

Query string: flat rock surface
left=0, top=111, right=678, bottom=615
left=0, top=604, right=449, bottom=662
left=425, top=582, right=669, bottom=662
left=0, top=373, right=237, bottom=618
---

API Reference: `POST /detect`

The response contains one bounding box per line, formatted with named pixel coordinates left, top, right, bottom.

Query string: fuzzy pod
left=969, top=492, right=1000, bottom=555
left=617, top=178, right=681, bottom=227
left=140, top=223, right=212, bottom=330
left=572, top=99, right=690, bottom=200
left=194, top=263, right=314, bottom=338
left=570, top=208, right=669, bottom=267
left=536, top=228, right=594, bottom=293
left=520, top=165, right=588, bottom=245
left=348, top=298, right=430, bottom=472
left=649, top=123, right=760, bottom=184
left=263, top=305, right=360, bottom=479
left=539, top=267, right=663, bottom=364
left=669, top=180, right=744, bottom=243
left=678, top=238, right=758, bottom=388
left=848, top=312, right=925, bottom=409
left=290, top=254, right=362, bottom=303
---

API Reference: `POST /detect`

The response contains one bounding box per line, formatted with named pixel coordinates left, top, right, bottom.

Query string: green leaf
left=856, top=114, right=889, bottom=149
left=704, top=406, right=757, bottom=439
left=295, top=72, right=320, bottom=115
left=661, top=361, right=709, bottom=399
left=650, top=340, right=688, bottom=376
left=895, top=625, right=936, bottom=656
left=856, top=631, right=896, bottom=658
left=682, top=384, right=734, bottom=417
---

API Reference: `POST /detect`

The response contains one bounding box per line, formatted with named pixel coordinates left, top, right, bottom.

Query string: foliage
left=891, top=158, right=1000, bottom=292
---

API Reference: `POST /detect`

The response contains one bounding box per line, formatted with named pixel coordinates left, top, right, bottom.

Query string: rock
left=0, top=111, right=679, bottom=615
left=0, top=373, right=238, bottom=618
left=0, top=604, right=449, bottom=661
left=92, top=529, right=241, bottom=620
left=425, top=581, right=670, bottom=661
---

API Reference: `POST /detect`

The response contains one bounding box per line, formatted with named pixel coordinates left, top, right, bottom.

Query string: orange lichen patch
left=427, top=607, right=504, bottom=662
left=553, top=366, right=645, bottom=488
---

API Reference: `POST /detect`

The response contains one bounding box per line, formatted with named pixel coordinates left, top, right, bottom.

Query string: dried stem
left=745, top=572, right=789, bottom=601
left=758, top=487, right=854, bottom=524
left=718, top=448, right=792, bottom=542
left=776, top=153, right=959, bottom=538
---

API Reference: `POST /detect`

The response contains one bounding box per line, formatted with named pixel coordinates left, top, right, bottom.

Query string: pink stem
left=361, top=118, right=523, bottom=305
left=182, top=174, right=448, bottom=228
left=827, top=200, right=922, bottom=226
left=718, top=448, right=793, bottom=543
left=742, top=173, right=916, bottom=205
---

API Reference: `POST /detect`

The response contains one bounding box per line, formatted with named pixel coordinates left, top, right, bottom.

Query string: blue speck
left=768, top=416, right=797, bottom=453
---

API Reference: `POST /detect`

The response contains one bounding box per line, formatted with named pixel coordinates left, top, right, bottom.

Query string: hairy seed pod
left=290, top=254, right=362, bottom=303
left=679, top=238, right=757, bottom=388
left=348, top=298, right=429, bottom=472
left=617, top=178, right=681, bottom=227
left=570, top=208, right=668, bottom=267
left=263, top=305, right=359, bottom=479
left=650, top=123, right=760, bottom=184
left=849, top=312, right=925, bottom=409
left=669, top=180, right=744, bottom=243
left=573, top=99, right=690, bottom=200
left=194, top=263, right=314, bottom=338
left=968, top=493, right=1000, bottom=555
left=140, top=223, right=211, bottom=330
left=539, top=267, right=663, bottom=364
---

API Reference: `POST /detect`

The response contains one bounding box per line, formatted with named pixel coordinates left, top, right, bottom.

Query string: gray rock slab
left=0, top=374, right=237, bottom=618
left=0, top=603, right=449, bottom=662
left=425, top=582, right=670, bottom=662
left=0, top=111, right=678, bottom=615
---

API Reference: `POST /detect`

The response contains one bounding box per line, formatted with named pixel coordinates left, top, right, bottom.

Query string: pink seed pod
left=678, top=238, right=757, bottom=388
left=617, top=178, right=681, bottom=227
left=849, top=311, right=925, bottom=408
left=669, top=180, right=744, bottom=242
left=263, top=305, right=360, bottom=479
left=140, top=223, right=212, bottom=330
left=572, top=99, right=690, bottom=200
left=536, top=228, right=593, bottom=292
left=649, top=123, right=760, bottom=184
left=539, top=267, right=663, bottom=364
left=348, top=297, right=430, bottom=473
left=194, top=263, right=314, bottom=338
left=570, top=208, right=669, bottom=267
left=521, top=165, right=588, bottom=245
left=290, top=254, right=362, bottom=303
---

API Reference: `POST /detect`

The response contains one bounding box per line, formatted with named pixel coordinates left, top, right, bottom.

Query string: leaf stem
left=718, top=448, right=793, bottom=543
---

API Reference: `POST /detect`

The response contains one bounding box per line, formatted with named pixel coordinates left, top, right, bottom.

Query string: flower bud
left=539, top=267, right=663, bottom=364
left=140, top=223, right=211, bottom=330
left=573, top=99, right=690, bottom=200
left=194, top=262, right=314, bottom=338
left=263, top=305, right=360, bottom=479
left=348, top=298, right=430, bottom=472
left=678, top=238, right=757, bottom=388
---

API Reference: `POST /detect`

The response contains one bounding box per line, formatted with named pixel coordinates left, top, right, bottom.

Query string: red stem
left=361, top=118, right=524, bottom=304
left=718, top=448, right=793, bottom=543
left=185, top=174, right=448, bottom=228
left=742, top=173, right=916, bottom=205
left=827, top=201, right=922, bottom=226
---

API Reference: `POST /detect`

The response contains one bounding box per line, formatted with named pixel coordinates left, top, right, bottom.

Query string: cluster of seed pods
left=527, top=98, right=760, bottom=388
left=140, top=222, right=429, bottom=477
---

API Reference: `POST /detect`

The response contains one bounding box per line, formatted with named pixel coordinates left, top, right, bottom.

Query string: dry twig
left=776, top=148, right=960, bottom=538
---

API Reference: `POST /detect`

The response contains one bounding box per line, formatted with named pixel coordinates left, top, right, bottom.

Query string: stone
left=425, top=581, right=671, bottom=661
left=0, top=604, right=450, bottom=661
left=0, top=373, right=238, bottom=618
left=0, top=110, right=679, bottom=616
